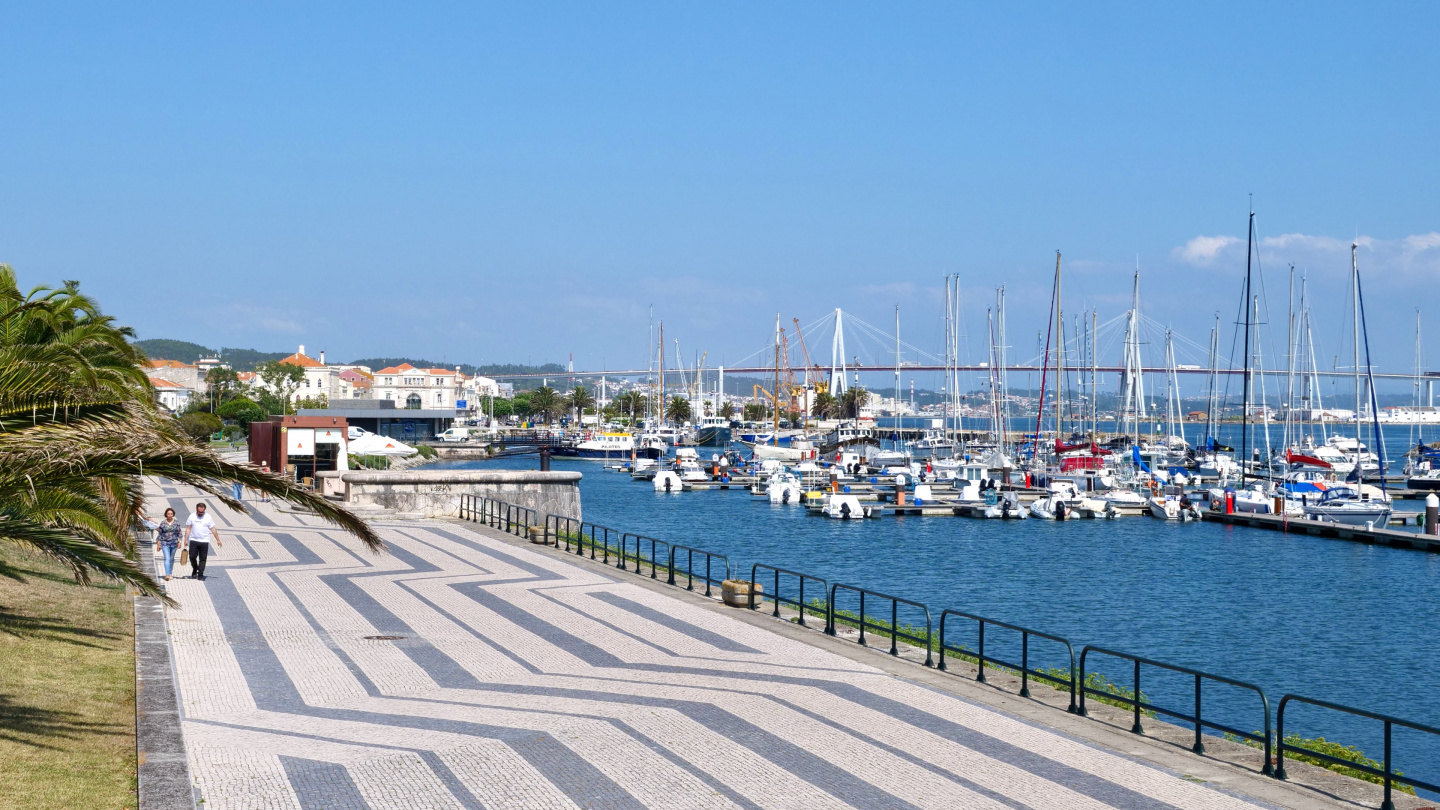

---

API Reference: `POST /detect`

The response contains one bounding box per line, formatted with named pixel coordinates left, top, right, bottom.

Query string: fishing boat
left=693, top=415, right=733, bottom=447
left=567, top=431, right=662, bottom=460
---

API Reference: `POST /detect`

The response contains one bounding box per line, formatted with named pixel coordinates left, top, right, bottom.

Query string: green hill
left=133, top=339, right=289, bottom=371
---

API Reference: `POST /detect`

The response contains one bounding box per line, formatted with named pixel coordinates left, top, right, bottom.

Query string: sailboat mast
left=894, top=305, right=901, bottom=416
left=1054, top=251, right=1063, bottom=446
left=773, top=314, right=781, bottom=433
left=1206, top=317, right=1218, bottom=446
left=1285, top=265, right=1296, bottom=451
left=1352, top=242, right=1362, bottom=456
left=1241, top=212, right=1254, bottom=481
left=1091, top=310, right=1099, bottom=439
left=659, top=321, right=667, bottom=424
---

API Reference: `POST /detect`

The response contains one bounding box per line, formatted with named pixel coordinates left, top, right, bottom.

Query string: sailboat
left=1303, top=244, right=1392, bottom=526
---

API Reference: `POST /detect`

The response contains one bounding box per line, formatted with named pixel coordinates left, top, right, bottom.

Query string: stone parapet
left=319, top=469, right=581, bottom=520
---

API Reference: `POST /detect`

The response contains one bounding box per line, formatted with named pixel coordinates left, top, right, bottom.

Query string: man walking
left=182, top=502, right=223, bottom=580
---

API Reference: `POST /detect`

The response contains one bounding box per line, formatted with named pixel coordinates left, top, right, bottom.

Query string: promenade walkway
left=150, top=480, right=1283, bottom=809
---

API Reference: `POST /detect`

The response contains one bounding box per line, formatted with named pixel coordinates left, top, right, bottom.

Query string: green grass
left=0, top=549, right=136, bottom=810
left=1224, top=732, right=1415, bottom=794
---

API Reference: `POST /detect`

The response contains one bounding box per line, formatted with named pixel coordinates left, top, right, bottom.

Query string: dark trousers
left=190, top=541, right=210, bottom=576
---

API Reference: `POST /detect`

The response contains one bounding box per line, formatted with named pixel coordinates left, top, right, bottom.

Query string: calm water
left=430, top=448, right=1440, bottom=786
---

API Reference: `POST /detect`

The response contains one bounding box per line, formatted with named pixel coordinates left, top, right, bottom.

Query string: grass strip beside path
left=0, top=549, right=136, bottom=810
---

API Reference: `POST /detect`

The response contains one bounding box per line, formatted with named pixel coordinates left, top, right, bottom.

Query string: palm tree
left=718, top=401, right=735, bottom=420
left=566, top=385, right=595, bottom=420
left=840, top=387, right=869, bottom=420
left=528, top=386, right=558, bottom=423
left=667, top=396, right=692, bottom=423
left=0, top=266, right=380, bottom=601
left=811, top=391, right=838, bottom=419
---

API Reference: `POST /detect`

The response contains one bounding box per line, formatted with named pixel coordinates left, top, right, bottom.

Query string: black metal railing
left=1277, top=694, right=1440, bottom=808
left=574, top=521, right=621, bottom=563
left=544, top=514, right=577, bottom=548
left=748, top=565, right=829, bottom=628
left=666, top=544, right=730, bottom=597
left=939, top=610, right=1077, bottom=712
left=1079, top=646, right=1273, bottom=771
left=621, top=532, right=669, bottom=578
left=826, top=584, right=933, bottom=667
left=462, top=495, right=536, bottom=537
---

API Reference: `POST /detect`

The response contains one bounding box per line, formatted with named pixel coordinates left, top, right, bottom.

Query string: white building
left=151, top=378, right=195, bottom=412
left=373, top=363, right=462, bottom=409
left=273, top=346, right=341, bottom=403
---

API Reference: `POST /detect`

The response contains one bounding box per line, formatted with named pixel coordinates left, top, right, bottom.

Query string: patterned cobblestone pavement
left=153, top=482, right=1277, bottom=809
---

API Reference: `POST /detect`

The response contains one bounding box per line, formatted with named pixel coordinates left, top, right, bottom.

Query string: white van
left=436, top=427, right=476, bottom=443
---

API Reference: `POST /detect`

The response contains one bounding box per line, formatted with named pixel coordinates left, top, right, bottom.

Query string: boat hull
left=695, top=426, right=733, bottom=447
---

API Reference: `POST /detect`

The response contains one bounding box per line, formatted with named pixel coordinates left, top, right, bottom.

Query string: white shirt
left=185, top=512, right=217, bottom=543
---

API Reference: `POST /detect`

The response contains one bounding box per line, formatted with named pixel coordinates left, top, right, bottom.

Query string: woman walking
left=153, top=508, right=183, bottom=581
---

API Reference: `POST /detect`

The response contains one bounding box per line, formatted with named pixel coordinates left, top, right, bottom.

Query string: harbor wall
left=320, top=469, right=581, bottom=519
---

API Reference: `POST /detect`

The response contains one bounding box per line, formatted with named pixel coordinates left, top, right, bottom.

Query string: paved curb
left=135, top=543, right=197, bottom=810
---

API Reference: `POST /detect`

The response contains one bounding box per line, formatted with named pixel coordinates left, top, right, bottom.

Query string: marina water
left=430, top=433, right=1440, bottom=788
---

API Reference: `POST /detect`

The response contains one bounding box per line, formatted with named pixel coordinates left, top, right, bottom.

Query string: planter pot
left=721, top=579, right=763, bottom=608
left=527, top=526, right=547, bottom=544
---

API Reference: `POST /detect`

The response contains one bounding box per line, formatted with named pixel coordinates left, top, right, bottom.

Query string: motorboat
left=982, top=492, right=1028, bottom=519
left=747, top=441, right=804, bottom=462
left=570, top=431, right=654, bottom=459
left=766, top=471, right=803, bottom=504
left=677, top=460, right=710, bottom=483
left=1302, top=484, right=1393, bottom=526
left=653, top=470, right=683, bottom=492
left=823, top=493, right=866, bottom=520
left=1147, top=485, right=1201, bottom=521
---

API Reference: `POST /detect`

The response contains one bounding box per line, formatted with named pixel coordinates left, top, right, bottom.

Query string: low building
left=275, top=345, right=341, bottom=403
left=249, top=414, right=349, bottom=483
left=145, top=359, right=203, bottom=390
left=298, top=399, right=454, bottom=442
left=339, top=368, right=374, bottom=399
left=372, top=363, right=462, bottom=409
left=150, top=378, right=195, bottom=412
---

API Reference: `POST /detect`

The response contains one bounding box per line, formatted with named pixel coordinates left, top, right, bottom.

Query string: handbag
left=179, top=546, right=189, bottom=567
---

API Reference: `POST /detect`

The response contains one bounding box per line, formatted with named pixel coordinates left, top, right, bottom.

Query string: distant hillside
left=135, top=339, right=291, bottom=371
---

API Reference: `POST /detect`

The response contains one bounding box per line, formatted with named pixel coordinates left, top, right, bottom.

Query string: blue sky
left=2, top=3, right=1437, bottom=391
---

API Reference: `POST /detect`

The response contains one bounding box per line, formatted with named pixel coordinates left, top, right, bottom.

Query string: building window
left=406, top=393, right=421, bottom=409
left=434, top=392, right=443, bottom=403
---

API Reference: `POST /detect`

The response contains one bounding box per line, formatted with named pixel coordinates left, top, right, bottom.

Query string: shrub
left=176, top=412, right=222, bottom=442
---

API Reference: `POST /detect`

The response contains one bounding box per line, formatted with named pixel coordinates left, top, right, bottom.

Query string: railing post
left=976, top=621, right=987, bottom=683
left=889, top=600, right=899, bottom=656
left=1066, top=646, right=1078, bottom=713
left=666, top=546, right=677, bottom=586
left=651, top=539, right=659, bottom=579
left=704, top=554, right=712, bottom=598
left=773, top=569, right=782, bottom=618
left=937, top=612, right=948, bottom=671
left=825, top=585, right=836, bottom=635
left=1020, top=633, right=1030, bottom=698
left=858, top=591, right=867, bottom=646
left=1382, top=721, right=1393, bottom=810
left=922, top=610, right=933, bottom=667
left=1275, top=698, right=1288, bottom=780
left=1193, top=673, right=1205, bottom=754
left=1132, top=659, right=1144, bottom=734
left=1077, top=649, right=1089, bottom=717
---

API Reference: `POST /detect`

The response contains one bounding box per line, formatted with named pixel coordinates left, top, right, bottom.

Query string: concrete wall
left=320, top=469, right=581, bottom=520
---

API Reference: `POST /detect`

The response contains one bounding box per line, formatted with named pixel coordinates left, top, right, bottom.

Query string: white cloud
left=1260, top=233, right=1355, bottom=252
left=1403, top=232, right=1440, bottom=253
left=1172, top=235, right=1240, bottom=265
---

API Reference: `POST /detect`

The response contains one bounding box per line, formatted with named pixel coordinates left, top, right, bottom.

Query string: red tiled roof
left=374, top=363, right=416, bottom=375
left=151, top=378, right=188, bottom=389
left=278, top=352, right=324, bottom=368
left=146, top=359, right=196, bottom=369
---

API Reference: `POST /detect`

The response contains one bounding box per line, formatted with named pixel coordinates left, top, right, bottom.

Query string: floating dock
left=1203, top=510, right=1440, bottom=552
